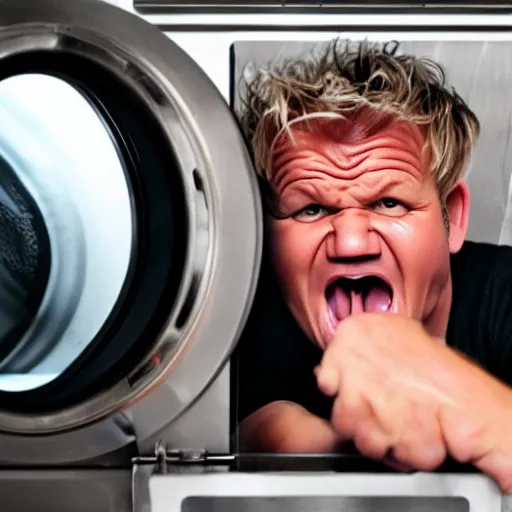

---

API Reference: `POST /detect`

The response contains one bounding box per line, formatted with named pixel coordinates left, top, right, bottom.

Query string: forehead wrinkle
left=340, top=124, right=426, bottom=161
left=269, top=120, right=429, bottom=196
left=271, top=151, right=306, bottom=191
left=326, top=137, right=426, bottom=177
left=290, top=129, right=369, bottom=171
left=341, top=135, right=424, bottom=164
left=271, top=130, right=366, bottom=184
left=324, top=142, right=371, bottom=173
left=273, top=157, right=423, bottom=200
left=279, top=176, right=337, bottom=202
left=322, top=145, right=423, bottom=180
left=278, top=167, right=419, bottom=207
left=269, top=133, right=297, bottom=185
left=272, top=147, right=361, bottom=192
left=351, top=170, right=421, bottom=201
left=365, top=158, right=425, bottom=179
left=273, top=146, right=375, bottom=190
left=274, top=167, right=334, bottom=196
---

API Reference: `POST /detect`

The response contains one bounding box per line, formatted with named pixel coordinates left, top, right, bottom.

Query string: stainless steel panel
left=133, top=363, right=231, bottom=455
left=149, top=472, right=503, bottom=512
left=134, top=1, right=512, bottom=15
left=504, top=496, right=512, bottom=512
left=0, top=469, right=132, bottom=512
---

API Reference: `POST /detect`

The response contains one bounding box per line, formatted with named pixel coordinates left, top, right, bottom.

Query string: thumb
left=314, top=362, right=340, bottom=397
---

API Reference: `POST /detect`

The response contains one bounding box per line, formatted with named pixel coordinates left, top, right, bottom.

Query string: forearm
left=239, top=400, right=344, bottom=453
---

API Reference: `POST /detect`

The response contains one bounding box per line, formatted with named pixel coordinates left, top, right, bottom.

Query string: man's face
left=267, top=118, right=469, bottom=349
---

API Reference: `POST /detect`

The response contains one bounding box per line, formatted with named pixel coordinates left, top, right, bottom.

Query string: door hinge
left=132, top=440, right=235, bottom=474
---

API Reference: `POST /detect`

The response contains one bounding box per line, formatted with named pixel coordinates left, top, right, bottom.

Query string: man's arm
left=314, top=312, right=512, bottom=491
left=239, top=400, right=344, bottom=453
left=235, top=257, right=333, bottom=450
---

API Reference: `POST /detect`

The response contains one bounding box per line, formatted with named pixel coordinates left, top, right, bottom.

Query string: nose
left=326, top=209, right=381, bottom=261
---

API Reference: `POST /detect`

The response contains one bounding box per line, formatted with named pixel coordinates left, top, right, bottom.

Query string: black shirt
left=234, top=240, right=512, bottom=424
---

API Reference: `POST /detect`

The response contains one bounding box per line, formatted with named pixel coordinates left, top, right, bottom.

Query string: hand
left=314, top=313, right=512, bottom=490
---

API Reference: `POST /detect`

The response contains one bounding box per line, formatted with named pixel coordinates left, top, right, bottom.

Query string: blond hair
left=238, top=39, right=480, bottom=202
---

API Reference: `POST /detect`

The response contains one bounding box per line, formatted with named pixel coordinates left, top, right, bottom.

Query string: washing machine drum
left=0, top=160, right=51, bottom=374
left=0, top=0, right=261, bottom=461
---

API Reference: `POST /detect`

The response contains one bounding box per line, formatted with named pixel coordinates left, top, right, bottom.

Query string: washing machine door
left=0, top=0, right=261, bottom=464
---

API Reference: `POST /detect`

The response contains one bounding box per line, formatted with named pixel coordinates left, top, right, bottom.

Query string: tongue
left=332, top=286, right=350, bottom=320
left=363, top=285, right=392, bottom=312
left=330, top=284, right=392, bottom=320
left=330, top=287, right=366, bottom=319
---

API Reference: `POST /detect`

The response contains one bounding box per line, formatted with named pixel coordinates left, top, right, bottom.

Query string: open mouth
left=326, top=275, right=393, bottom=323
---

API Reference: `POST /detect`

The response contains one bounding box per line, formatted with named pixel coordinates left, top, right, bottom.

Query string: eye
left=372, top=197, right=409, bottom=217
left=293, top=203, right=329, bottom=223
left=380, top=198, right=399, bottom=208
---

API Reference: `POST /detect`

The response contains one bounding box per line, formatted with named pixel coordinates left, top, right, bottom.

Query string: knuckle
left=316, top=365, right=339, bottom=396
left=440, top=406, right=489, bottom=463
left=331, top=393, right=364, bottom=438
left=353, top=423, right=389, bottom=460
left=416, top=446, right=446, bottom=471
left=392, top=441, right=446, bottom=471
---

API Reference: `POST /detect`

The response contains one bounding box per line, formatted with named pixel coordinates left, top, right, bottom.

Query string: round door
left=0, top=0, right=262, bottom=464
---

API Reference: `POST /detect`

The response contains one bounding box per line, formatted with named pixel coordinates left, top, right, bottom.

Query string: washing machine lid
left=0, top=0, right=262, bottom=464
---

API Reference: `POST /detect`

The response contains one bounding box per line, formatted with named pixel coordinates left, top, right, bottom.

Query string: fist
left=314, top=313, right=511, bottom=475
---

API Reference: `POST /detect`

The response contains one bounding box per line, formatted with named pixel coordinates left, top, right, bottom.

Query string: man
left=235, top=39, right=512, bottom=492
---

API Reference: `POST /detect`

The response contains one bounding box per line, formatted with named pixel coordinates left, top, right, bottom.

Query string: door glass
left=0, top=73, right=133, bottom=391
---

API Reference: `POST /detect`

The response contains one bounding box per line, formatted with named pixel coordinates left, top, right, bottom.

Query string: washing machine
left=0, top=0, right=509, bottom=510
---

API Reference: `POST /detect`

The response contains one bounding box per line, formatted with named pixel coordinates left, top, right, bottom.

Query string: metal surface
left=0, top=469, right=132, bottom=512
left=107, top=7, right=512, bottom=103
left=132, top=364, right=232, bottom=455
left=133, top=464, right=153, bottom=512
left=0, top=0, right=261, bottom=463
left=134, top=0, right=512, bottom=15
left=148, top=472, right=503, bottom=512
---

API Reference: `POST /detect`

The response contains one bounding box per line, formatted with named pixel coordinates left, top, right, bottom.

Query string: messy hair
left=238, top=39, right=480, bottom=202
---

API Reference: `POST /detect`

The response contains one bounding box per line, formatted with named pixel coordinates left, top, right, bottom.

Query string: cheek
left=375, top=210, right=450, bottom=278
left=267, top=220, right=322, bottom=286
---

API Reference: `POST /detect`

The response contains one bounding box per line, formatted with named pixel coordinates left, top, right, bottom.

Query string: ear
left=446, top=180, right=470, bottom=254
